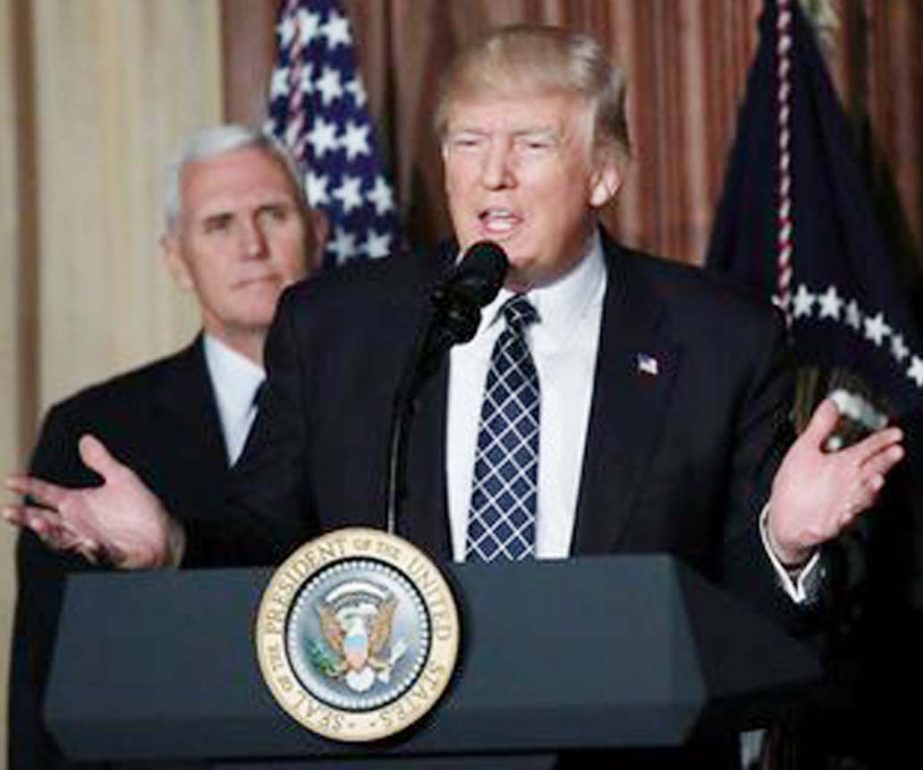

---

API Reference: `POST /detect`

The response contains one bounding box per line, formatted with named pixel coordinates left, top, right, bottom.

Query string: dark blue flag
left=267, top=0, right=403, bottom=267
left=707, top=0, right=923, bottom=424
left=708, top=6, right=923, bottom=760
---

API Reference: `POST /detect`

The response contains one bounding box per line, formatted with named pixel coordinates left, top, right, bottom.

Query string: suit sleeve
left=184, top=289, right=319, bottom=566
left=719, top=309, right=827, bottom=631
left=8, top=405, right=103, bottom=770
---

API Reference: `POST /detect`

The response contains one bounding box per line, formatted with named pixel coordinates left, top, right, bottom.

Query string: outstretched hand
left=4, top=434, right=184, bottom=569
left=766, top=398, right=904, bottom=567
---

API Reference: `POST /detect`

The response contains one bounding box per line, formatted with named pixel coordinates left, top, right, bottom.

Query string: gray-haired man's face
left=164, top=146, right=319, bottom=348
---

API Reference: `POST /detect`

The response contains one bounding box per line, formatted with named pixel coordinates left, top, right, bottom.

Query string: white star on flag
left=297, top=8, right=320, bottom=41
left=328, top=226, right=358, bottom=261
left=306, top=171, right=330, bottom=207
left=270, top=67, right=290, bottom=99
left=817, top=285, right=843, bottom=320
left=792, top=284, right=816, bottom=319
left=345, top=77, right=367, bottom=108
left=368, top=175, right=395, bottom=215
left=333, top=175, right=363, bottom=213
left=279, top=15, right=298, bottom=46
left=863, top=312, right=891, bottom=347
left=363, top=229, right=391, bottom=259
left=341, top=121, right=370, bottom=160
left=908, top=356, right=923, bottom=388
left=845, top=300, right=862, bottom=331
left=891, top=334, right=909, bottom=363
left=315, top=66, right=343, bottom=107
left=306, top=116, right=339, bottom=158
left=321, top=12, right=351, bottom=49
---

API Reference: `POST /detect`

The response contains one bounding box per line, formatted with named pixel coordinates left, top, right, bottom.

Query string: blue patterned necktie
left=466, top=294, right=540, bottom=561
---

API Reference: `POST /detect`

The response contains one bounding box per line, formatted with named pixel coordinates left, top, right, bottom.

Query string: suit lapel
left=572, top=241, right=680, bottom=555
left=153, top=337, right=229, bottom=481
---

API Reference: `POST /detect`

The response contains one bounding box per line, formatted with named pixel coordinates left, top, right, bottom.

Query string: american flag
left=267, top=0, right=402, bottom=267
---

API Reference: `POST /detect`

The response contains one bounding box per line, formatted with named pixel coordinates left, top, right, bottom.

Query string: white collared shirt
left=203, top=334, right=265, bottom=465
left=447, top=233, right=607, bottom=560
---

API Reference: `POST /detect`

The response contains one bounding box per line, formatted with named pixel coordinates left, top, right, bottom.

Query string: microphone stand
left=384, top=300, right=479, bottom=535
left=384, top=241, right=507, bottom=536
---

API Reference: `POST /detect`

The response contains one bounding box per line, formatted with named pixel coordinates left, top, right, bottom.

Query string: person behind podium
left=7, top=124, right=327, bottom=770
left=5, top=25, right=904, bottom=638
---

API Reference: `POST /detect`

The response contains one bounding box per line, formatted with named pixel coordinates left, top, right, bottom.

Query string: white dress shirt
left=203, top=334, right=265, bottom=465
left=447, top=233, right=607, bottom=561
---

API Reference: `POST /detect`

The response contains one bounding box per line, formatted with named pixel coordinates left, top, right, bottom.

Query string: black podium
left=45, top=555, right=818, bottom=766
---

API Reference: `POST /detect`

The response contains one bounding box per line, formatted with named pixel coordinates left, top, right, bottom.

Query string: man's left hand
left=766, top=397, right=904, bottom=567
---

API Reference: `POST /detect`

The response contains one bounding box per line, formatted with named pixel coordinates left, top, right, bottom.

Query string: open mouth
left=478, top=208, right=521, bottom=236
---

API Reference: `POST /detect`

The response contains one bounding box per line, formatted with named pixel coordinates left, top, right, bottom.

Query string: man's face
left=163, top=145, right=321, bottom=353
left=442, top=90, right=619, bottom=291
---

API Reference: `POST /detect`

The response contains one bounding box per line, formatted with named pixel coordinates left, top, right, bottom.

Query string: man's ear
left=160, top=232, right=195, bottom=292
left=589, top=159, right=622, bottom=209
left=307, top=208, right=330, bottom=268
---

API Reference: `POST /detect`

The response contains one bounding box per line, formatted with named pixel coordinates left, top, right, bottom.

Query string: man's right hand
left=4, top=434, right=185, bottom=569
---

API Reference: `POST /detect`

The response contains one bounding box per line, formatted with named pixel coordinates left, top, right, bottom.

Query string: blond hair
left=435, top=25, right=630, bottom=162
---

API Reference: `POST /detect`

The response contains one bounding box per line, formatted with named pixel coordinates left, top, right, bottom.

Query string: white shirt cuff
left=759, top=504, right=823, bottom=604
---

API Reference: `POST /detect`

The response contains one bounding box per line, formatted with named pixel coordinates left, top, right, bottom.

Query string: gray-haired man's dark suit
left=10, top=339, right=229, bottom=769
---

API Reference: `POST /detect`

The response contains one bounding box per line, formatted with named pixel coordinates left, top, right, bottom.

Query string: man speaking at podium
left=6, top=26, right=903, bottom=654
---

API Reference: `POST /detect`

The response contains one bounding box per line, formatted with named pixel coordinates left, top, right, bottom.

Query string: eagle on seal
left=317, top=596, right=397, bottom=681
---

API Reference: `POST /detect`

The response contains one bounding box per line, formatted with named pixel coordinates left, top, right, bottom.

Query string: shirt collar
left=479, top=230, right=606, bottom=343
left=202, top=334, right=265, bottom=425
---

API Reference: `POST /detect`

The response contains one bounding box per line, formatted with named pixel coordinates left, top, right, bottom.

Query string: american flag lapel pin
left=636, top=353, right=659, bottom=376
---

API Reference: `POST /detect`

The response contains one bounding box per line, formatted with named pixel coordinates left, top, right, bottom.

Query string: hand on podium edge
left=766, top=397, right=904, bottom=568
left=4, top=434, right=185, bottom=569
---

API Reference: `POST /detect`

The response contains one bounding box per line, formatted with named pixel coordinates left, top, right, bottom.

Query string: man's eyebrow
left=446, top=126, right=490, bottom=136
left=200, top=209, right=234, bottom=224
left=198, top=195, right=296, bottom=220
left=512, top=127, right=559, bottom=140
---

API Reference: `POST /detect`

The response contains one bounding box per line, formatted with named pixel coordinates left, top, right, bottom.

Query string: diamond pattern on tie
left=467, top=295, right=540, bottom=561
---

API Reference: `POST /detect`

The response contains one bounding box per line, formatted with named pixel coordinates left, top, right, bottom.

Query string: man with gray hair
left=8, top=124, right=327, bottom=768
left=7, top=26, right=905, bottom=764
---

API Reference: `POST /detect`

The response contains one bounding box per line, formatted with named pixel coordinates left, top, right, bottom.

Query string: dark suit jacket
left=9, top=338, right=229, bottom=770
left=198, top=235, right=802, bottom=627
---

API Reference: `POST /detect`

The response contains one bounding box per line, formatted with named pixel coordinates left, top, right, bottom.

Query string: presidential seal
left=255, top=528, right=460, bottom=742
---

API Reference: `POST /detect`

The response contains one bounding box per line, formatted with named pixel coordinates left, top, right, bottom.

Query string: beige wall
left=1, top=1, right=222, bottom=766
left=34, top=0, right=222, bottom=407
left=0, top=0, right=22, bottom=761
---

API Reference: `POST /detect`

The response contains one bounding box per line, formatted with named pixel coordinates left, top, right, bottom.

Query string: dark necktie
left=466, top=295, right=540, bottom=561
left=252, top=380, right=267, bottom=410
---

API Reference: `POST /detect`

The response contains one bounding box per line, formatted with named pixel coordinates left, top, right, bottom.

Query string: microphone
left=426, top=241, right=509, bottom=357
left=385, top=241, right=509, bottom=534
